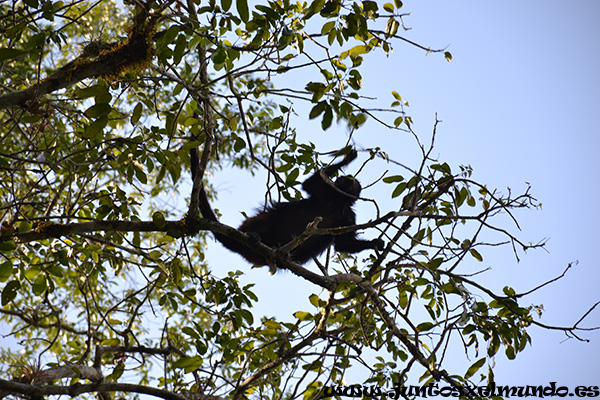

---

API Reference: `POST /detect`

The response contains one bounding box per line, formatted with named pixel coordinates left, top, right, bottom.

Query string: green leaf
left=362, top=1, right=378, bottom=17
left=173, top=34, right=187, bottom=64
left=152, top=212, right=166, bottom=230
left=234, top=137, right=246, bottom=151
left=276, top=162, right=293, bottom=173
left=0, top=241, right=16, bottom=252
left=294, top=311, right=313, bottom=321
left=110, top=363, right=125, bottom=380
left=427, top=258, right=443, bottom=270
left=385, top=17, right=399, bottom=38
left=184, top=117, right=199, bottom=127
left=131, top=102, right=143, bottom=125
left=383, top=175, right=404, bottom=183
left=305, top=0, right=325, bottom=19
left=348, top=69, right=362, bottom=90
left=135, top=166, right=147, bottom=184
left=321, top=21, right=335, bottom=35
left=398, top=289, right=408, bottom=309
left=431, top=162, right=451, bottom=174
left=269, top=117, right=282, bottom=130
left=0, top=48, right=27, bottom=62
left=320, top=0, right=339, bottom=16
left=505, top=345, right=516, bottom=360
left=328, top=30, right=336, bottom=46
left=306, top=82, right=326, bottom=101
left=212, top=47, right=227, bottom=64
left=162, top=25, right=180, bottom=44
left=171, top=257, right=182, bottom=284
left=445, top=51, right=452, bottom=62
left=101, top=338, right=120, bottom=346
left=256, top=5, right=279, bottom=20
left=222, top=0, right=232, bottom=12
left=182, top=326, right=200, bottom=339
left=340, top=45, right=370, bottom=60
left=263, top=319, right=282, bottom=329
left=351, top=112, right=367, bottom=127
left=83, top=116, right=108, bottom=138
left=236, top=0, right=249, bottom=22
left=469, top=248, right=483, bottom=262
left=0, top=261, right=13, bottom=282
left=416, top=322, right=434, bottom=332
left=441, top=282, right=461, bottom=295
left=2, top=280, right=20, bottom=306
left=76, top=85, right=111, bottom=103
left=309, top=101, right=326, bottom=119
left=464, top=358, right=485, bottom=379
left=456, top=187, right=468, bottom=207
left=383, top=2, right=394, bottom=12
left=391, top=182, right=406, bottom=198
left=321, top=107, right=333, bottom=130
left=286, top=168, right=299, bottom=186
left=488, top=334, right=500, bottom=357
left=308, top=294, right=322, bottom=307
left=85, top=103, right=112, bottom=118
left=32, top=275, right=47, bottom=295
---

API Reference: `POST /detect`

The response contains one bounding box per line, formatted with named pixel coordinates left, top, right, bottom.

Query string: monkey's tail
left=198, top=182, right=254, bottom=259
left=190, top=147, right=218, bottom=222
left=198, top=183, right=218, bottom=222
left=190, top=146, right=260, bottom=262
left=190, top=147, right=200, bottom=183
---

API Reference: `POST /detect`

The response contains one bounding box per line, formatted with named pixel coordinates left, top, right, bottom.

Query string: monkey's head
left=335, top=176, right=361, bottom=202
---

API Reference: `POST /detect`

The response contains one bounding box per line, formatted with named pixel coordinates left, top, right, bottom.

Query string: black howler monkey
left=191, top=148, right=384, bottom=266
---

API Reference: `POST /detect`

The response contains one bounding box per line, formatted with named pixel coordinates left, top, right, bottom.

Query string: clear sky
left=397, top=1, right=600, bottom=385
left=202, top=0, right=600, bottom=389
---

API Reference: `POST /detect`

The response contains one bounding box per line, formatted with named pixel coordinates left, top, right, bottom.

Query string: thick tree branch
left=0, top=378, right=191, bottom=400
left=3, top=219, right=189, bottom=243
left=0, top=8, right=155, bottom=110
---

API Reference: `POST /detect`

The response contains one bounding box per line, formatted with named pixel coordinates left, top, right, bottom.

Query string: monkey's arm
left=322, top=149, right=358, bottom=177
left=302, top=149, right=358, bottom=195
left=334, top=234, right=384, bottom=253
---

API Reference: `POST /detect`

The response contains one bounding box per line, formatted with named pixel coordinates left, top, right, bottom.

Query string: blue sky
left=203, top=0, right=600, bottom=389
left=398, top=1, right=600, bottom=385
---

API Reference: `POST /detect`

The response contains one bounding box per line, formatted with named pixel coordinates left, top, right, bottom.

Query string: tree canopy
left=0, top=1, right=596, bottom=399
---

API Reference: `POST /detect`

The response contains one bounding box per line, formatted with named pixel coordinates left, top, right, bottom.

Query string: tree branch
left=0, top=8, right=155, bottom=110
left=0, top=379, right=192, bottom=400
